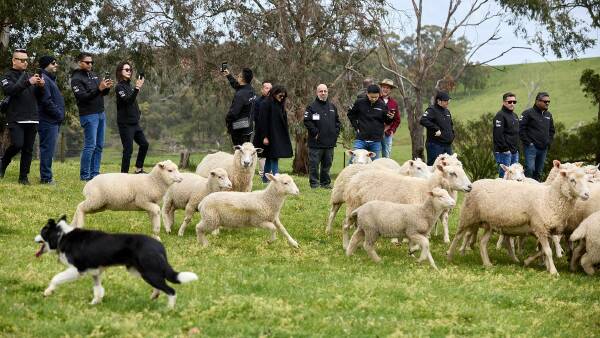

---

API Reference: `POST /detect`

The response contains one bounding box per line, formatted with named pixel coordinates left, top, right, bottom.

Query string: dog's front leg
left=90, top=271, right=105, bottom=305
left=44, top=267, right=80, bottom=296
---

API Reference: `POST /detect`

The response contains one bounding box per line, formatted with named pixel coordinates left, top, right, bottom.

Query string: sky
left=388, top=0, right=600, bottom=65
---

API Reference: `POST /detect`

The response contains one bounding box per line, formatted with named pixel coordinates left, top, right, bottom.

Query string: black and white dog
left=35, top=215, right=198, bottom=308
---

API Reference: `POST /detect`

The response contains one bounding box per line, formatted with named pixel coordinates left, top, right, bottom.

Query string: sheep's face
left=405, top=158, right=431, bottom=179
left=209, top=168, right=233, bottom=191
left=433, top=153, right=462, bottom=168
left=559, top=168, right=590, bottom=201
left=436, top=164, right=472, bottom=192
left=430, top=187, right=456, bottom=210
left=501, top=163, right=525, bottom=182
left=347, top=149, right=375, bottom=165
left=266, top=173, right=299, bottom=195
left=157, top=160, right=183, bottom=184
left=234, top=142, right=262, bottom=168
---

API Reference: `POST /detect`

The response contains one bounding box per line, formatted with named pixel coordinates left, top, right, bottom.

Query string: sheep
left=371, top=157, right=401, bottom=171
left=500, top=163, right=526, bottom=182
left=71, top=160, right=183, bottom=238
left=195, top=142, right=262, bottom=192
left=342, top=164, right=472, bottom=249
left=569, top=210, right=600, bottom=275
left=196, top=173, right=300, bottom=248
left=161, top=169, right=232, bottom=236
left=346, top=187, right=456, bottom=268
left=347, top=149, right=375, bottom=164
left=447, top=167, right=590, bottom=275
left=325, top=157, right=431, bottom=234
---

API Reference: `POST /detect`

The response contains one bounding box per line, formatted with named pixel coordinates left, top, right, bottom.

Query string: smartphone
left=104, top=71, right=110, bottom=80
left=36, top=68, right=43, bottom=77
left=138, top=72, right=145, bottom=80
left=221, top=62, right=228, bottom=72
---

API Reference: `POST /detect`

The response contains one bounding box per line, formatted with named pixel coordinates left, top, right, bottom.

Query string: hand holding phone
left=220, top=62, right=228, bottom=73
left=104, top=71, right=110, bottom=80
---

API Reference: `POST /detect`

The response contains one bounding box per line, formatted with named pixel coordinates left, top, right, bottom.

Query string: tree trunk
left=406, top=91, right=425, bottom=160
left=59, top=130, right=65, bottom=162
left=292, top=131, right=308, bottom=174
left=179, top=150, right=191, bottom=170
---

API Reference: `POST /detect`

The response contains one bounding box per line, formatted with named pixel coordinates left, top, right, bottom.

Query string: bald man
left=303, top=84, right=340, bottom=189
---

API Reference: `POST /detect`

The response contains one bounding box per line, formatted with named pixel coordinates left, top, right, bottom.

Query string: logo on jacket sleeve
left=72, top=86, right=79, bottom=93
left=119, top=91, right=126, bottom=97
left=495, top=119, right=502, bottom=127
left=1, top=79, right=8, bottom=86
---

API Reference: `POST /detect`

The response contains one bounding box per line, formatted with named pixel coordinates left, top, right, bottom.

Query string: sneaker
left=40, top=179, right=56, bottom=185
left=134, top=168, right=147, bottom=174
left=18, top=177, right=30, bottom=185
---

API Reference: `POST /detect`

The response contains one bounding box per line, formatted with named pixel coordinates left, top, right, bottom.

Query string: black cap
left=367, top=84, right=380, bottom=94
left=39, top=55, right=56, bottom=69
left=435, top=91, right=451, bottom=101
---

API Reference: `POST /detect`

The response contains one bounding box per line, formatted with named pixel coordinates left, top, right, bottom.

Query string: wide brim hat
left=379, top=78, right=397, bottom=89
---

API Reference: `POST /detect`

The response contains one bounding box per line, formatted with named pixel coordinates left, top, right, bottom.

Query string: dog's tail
left=166, top=266, right=198, bottom=284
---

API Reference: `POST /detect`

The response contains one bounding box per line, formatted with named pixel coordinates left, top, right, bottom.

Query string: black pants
left=308, top=147, right=334, bottom=187
left=231, top=132, right=251, bottom=146
left=1, top=122, right=37, bottom=179
left=118, top=123, right=149, bottom=173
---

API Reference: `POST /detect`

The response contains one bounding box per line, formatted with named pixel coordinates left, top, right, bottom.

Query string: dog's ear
left=47, top=219, right=56, bottom=227
left=59, top=214, right=68, bottom=222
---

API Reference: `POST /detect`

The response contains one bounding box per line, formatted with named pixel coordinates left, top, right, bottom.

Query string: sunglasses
left=51, top=61, right=58, bottom=65
left=13, top=57, right=28, bottom=63
left=540, top=100, right=550, bottom=104
left=81, top=60, right=93, bottom=65
left=505, top=100, right=517, bottom=104
left=122, top=68, right=132, bottom=72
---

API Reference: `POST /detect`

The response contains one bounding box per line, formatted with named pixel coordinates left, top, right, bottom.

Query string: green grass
left=1, top=151, right=599, bottom=337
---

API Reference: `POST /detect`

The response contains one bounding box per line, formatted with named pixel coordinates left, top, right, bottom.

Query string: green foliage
left=453, top=113, right=498, bottom=180
left=580, top=68, right=600, bottom=117
left=547, top=120, right=600, bottom=165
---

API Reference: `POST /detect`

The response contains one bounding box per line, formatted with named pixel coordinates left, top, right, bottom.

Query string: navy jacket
left=303, top=98, right=340, bottom=148
left=116, top=80, right=141, bottom=124
left=1, top=68, right=41, bottom=123
left=347, top=98, right=391, bottom=142
left=519, top=105, right=555, bottom=149
left=420, top=104, right=455, bottom=145
left=493, top=106, right=519, bottom=153
left=71, top=69, right=110, bottom=115
left=37, top=70, right=65, bottom=124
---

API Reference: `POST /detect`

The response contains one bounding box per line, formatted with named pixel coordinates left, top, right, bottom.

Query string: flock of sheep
left=68, top=142, right=600, bottom=277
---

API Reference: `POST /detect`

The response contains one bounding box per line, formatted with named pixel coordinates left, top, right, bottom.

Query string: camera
left=220, top=62, right=228, bottom=73
left=104, top=71, right=110, bottom=80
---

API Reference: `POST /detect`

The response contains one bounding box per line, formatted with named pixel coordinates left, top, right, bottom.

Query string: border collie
left=34, top=216, right=198, bottom=308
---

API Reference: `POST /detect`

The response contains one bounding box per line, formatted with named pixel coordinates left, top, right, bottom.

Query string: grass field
left=1, top=150, right=599, bottom=337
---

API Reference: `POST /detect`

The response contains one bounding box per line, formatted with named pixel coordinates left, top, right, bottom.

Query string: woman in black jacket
left=256, top=85, right=293, bottom=183
left=115, top=61, right=149, bottom=173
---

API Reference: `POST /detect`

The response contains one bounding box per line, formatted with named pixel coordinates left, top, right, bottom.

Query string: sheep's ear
left=233, top=145, right=242, bottom=151
left=346, top=149, right=354, bottom=156
left=560, top=170, right=568, bottom=177
left=435, top=164, right=444, bottom=172
left=553, top=160, right=561, bottom=168
left=574, top=162, right=583, bottom=167
left=367, top=152, right=376, bottom=158
left=255, top=148, right=263, bottom=154
left=210, top=171, right=217, bottom=177
left=158, top=162, right=165, bottom=169
left=500, top=164, right=509, bottom=173
left=265, top=173, right=276, bottom=182
left=409, top=160, right=414, bottom=166
left=441, top=160, right=448, bottom=166
left=451, top=153, right=457, bottom=158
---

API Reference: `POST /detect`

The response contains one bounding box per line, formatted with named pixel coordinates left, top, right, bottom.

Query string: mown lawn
left=0, top=149, right=599, bottom=337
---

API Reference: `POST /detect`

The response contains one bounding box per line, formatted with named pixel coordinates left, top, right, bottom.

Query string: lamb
left=196, top=173, right=300, bottom=248
left=500, top=163, right=526, bottom=182
left=447, top=167, right=590, bottom=275
left=325, top=157, right=431, bottom=234
left=195, top=142, right=262, bottom=192
left=346, top=187, right=456, bottom=268
left=72, top=160, right=183, bottom=237
left=161, top=168, right=232, bottom=236
left=342, top=164, right=472, bottom=249
left=371, top=157, right=401, bottom=171
left=569, top=210, right=600, bottom=275
left=347, top=149, right=375, bottom=164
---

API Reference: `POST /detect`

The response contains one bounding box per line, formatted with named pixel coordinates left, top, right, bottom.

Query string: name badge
left=312, top=113, right=320, bottom=120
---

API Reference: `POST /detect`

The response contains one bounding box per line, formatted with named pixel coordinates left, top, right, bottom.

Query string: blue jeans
left=494, top=151, right=519, bottom=178
left=381, top=134, right=393, bottom=158
left=426, top=141, right=453, bottom=166
left=524, top=143, right=547, bottom=181
left=38, top=121, right=60, bottom=182
left=350, top=139, right=382, bottom=164
left=262, top=158, right=280, bottom=183
left=79, top=112, right=105, bottom=181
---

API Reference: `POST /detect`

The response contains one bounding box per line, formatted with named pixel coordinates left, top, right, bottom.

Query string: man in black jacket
left=520, top=92, right=555, bottom=181
left=71, top=52, right=112, bottom=181
left=253, top=80, right=272, bottom=178
left=222, top=68, right=255, bottom=146
left=420, top=91, right=455, bottom=166
left=493, top=92, right=520, bottom=178
left=0, top=49, right=45, bottom=185
left=347, top=84, right=393, bottom=160
left=304, top=84, right=340, bottom=189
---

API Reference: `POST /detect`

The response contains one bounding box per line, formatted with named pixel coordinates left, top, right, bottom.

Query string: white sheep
left=569, top=210, right=600, bottom=275
left=72, top=160, right=183, bottom=237
left=325, top=158, right=431, bottom=234
left=195, top=142, right=262, bottom=192
left=342, top=164, right=472, bottom=249
left=196, top=173, right=300, bottom=248
left=347, top=149, right=375, bottom=164
left=447, top=167, right=590, bottom=275
left=161, top=169, right=232, bottom=236
left=371, top=157, right=401, bottom=171
left=346, top=187, right=456, bottom=268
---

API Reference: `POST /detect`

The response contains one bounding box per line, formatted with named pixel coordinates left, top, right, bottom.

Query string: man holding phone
left=222, top=66, right=255, bottom=145
left=71, top=52, right=113, bottom=181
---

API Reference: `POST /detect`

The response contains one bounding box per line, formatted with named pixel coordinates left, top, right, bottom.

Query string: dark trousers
left=524, top=143, right=548, bottom=181
left=426, top=141, right=453, bottom=166
left=308, top=147, right=334, bottom=187
left=38, top=121, right=60, bottom=182
left=231, top=133, right=251, bottom=146
left=118, top=123, right=149, bottom=173
left=1, top=122, right=37, bottom=179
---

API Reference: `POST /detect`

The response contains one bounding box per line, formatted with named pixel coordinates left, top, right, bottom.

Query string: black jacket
left=420, top=104, right=455, bottom=145
left=256, top=97, right=293, bottom=159
left=303, top=98, right=340, bottom=148
left=252, top=95, right=268, bottom=150
left=38, top=70, right=65, bottom=124
left=225, top=74, right=255, bottom=136
left=70, top=69, right=110, bottom=116
left=116, top=80, right=141, bottom=124
left=347, top=98, right=391, bottom=142
left=1, top=68, right=41, bottom=123
left=493, top=106, right=520, bottom=153
left=519, top=105, right=555, bottom=149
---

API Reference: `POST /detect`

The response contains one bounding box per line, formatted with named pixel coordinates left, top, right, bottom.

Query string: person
left=222, top=67, right=255, bottom=146
left=37, top=55, right=65, bottom=185
left=256, top=85, right=293, bottom=182
left=304, top=84, right=340, bottom=189
left=115, top=61, right=149, bottom=174
left=0, top=49, right=44, bottom=184
left=379, top=79, right=400, bottom=158
left=71, top=52, right=112, bottom=181
left=252, top=80, right=272, bottom=178
left=493, top=92, right=520, bottom=178
left=519, top=92, right=555, bottom=181
left=420, top=91, right=455, bottom=166
left=347, top=84, right=393, bottom=160
left=356, top=77, right=373, bottom=100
